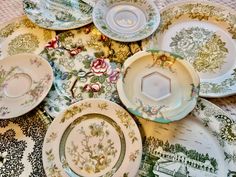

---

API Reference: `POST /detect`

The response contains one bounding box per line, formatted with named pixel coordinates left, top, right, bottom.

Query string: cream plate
left=117, top=50, right=200, bottom=123
left=0, top=53, right=53, bottom=119
left=23, top=0, right=93, bottom=30
left=137, top=98, right=236, bottom=176
left=142, top=1, right=236, bottom=97
left=43, top=99, right=142, bottom=177
left=92, top=0, right=160, bottom=42
left=0, top=16, right=56, bottom=60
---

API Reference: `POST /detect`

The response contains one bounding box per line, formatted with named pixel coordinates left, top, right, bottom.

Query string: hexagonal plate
left=141, top=72, right=171, bottom=101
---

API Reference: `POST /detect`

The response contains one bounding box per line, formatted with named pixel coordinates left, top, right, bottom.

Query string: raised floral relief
left=66, top=121, right=118, bottom=174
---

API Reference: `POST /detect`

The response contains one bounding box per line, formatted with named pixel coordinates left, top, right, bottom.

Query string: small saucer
left=92, top=0, right=160, bottom=42
left=23, top=0, right=93, bottom=30
left=117, top=50, right=200, bottom=123
left=0, top=53, right=53, bottom=119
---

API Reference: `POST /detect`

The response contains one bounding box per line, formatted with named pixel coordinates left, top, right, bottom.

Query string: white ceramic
left=92, top=0, right=160, bottom=42
left=0, top=16, right=56, bottom=60
left=43, top=98, right=142, bottom=177
left=0, top=53, right=53, bottom=119
left=142, top=1, right=236, bottom=97
left=138, top=98, right=236, bottom=176
left=117, top=50, right=200, bottom=123
left=23, top=0, right=93, bottom=30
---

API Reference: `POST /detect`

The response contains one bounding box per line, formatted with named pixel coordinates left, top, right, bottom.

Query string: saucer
left=43, top=98, right=142, bottom=177
left=92, top=0, right=160, bottom=42
left=117, top=50, right=200, bottom=123
left=0, top=53, right=53, bottom=119
left=23, top=0, right=93, bottom=30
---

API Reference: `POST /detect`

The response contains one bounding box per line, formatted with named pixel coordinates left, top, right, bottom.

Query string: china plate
left=137, top=98, right=236, bottom=177
left=0, top=16, right=55, bottom=59
left=40, top=25, right=142, bottom=117
left=142, top=1, right=236, bottom=97
left=92, top=0, right=160, bottom=42
left=23, top=0, right=93, bottom=30
left=117, top=50, right=199, bottom=123
left=0, top=53, right=53, bottom=119
left=43, top=99, right=142, bottom=177
left=0, top=109, right=51, bottom=176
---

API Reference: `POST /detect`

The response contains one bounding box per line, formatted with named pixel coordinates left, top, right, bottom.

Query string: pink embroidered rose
left=46, top=36, right=59, bottom=49
left=91, top=58, right=110, bottom=76
left=108, top=69, right=120, bottom=83
left=69, top=46, right=84, bottom=56
left=83, top=83, right=101, bottom=92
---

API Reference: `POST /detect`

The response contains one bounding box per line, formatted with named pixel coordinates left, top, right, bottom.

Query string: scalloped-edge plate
left=43, top=98, right=142, bottom=177
left=92, top=0, right=160, bottom=42
left=23, top=0, right=93, bottom=30
left=142, top=1, right=236, bottom=98
left=0, top=53, right=53, bottom=119
left=137, top=98, right=236, bottom=176
left=117, top=50, right=200, bottom=123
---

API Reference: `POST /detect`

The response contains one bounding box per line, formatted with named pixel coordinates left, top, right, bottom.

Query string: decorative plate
left=43, top=98, right=142, bottom=177
left=23, top=0, right=93, bottom=30
left=142, top=1, right=236, bottom=97
left=0, top=53, right=53, bottom=119
left=40, top=26, right=142, bottom=117
left=0, top=16, right=56, bottom=60
left=0, top=108, right=51, bottom=177
left=117, top=50, right=200, bottom=123
left=137, top=98, right=236, bottom=177
left=92, top=0, right=160, bottom=42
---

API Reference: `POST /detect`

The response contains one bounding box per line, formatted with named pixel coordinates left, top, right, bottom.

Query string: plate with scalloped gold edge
left=43, top=98, right=142, bottom=177
left=142, top=1, right=236, bottom=98
left=0, top=53, right=53, bottom=119
left=0, top=16, right=55, bottom=60
left=137, top=98, right=236, bottom=177
left=117, top=49, right=200, bottom=123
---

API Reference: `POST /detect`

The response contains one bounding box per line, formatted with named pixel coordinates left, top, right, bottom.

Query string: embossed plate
left=142, top=1, right=236, bottom=97
left=40, top=27, right=142, bottom=118
left=0, top=53, right=53, bottom=119
left=117, top=50, right=200, bottom=123
left=137, top=98, right=236, bottom=177
left=0, top=16, right=55, bottom=60
left=92, top=0, right=160, bottom=42
left=23, top=0, right=93, bottom=30
left=43, top=98, right=142, bottom=177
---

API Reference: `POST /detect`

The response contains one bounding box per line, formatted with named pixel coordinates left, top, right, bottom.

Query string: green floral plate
left=92, top=0, right=160, bottom=42
left=23, top=0, right=93, bottom=30
left=40, top=25, right=142, bottom=117
left=0, top=16, right=55, bottom=60
left=117, top=50, right=200, bottom=123
left=142, top=1, right=236, bottom=98
left=137, top=98, right=236, bottom=177
left=0, top=53, right=53, bottom=119
left=43, top=98, right=142, bottom=177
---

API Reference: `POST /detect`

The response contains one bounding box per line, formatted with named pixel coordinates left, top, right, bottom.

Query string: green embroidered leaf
left=98, top=75, right=106, bottom=84
left=90, top=76, right=99, bottom=83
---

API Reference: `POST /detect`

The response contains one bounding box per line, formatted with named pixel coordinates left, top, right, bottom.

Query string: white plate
left=23, top=0, right=93, bottom=30
left=0, top=16, right=56, bottom=60
left=117, top=50, right=200, bottom=123
left=137, top=98, right=236, bottom=176
left=142, top=1, right=236, bottom=97
left=43, top=98, right=142, bottom=177
left=92, top=0, right=160, bottom=42
left=0, top=53, right=53, bottom=119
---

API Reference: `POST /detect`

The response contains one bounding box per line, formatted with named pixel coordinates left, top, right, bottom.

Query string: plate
left=43, top=98, right=142, bottom=177
left=0, top=109, right=51, bottom=176
left=0, top=16, right=56, bottom=59
left=142, top=1, right=236, bottom=97
left=137, top=98, right=236, bottom=176
left=40, top=25, right=142, bottom=117
left=117, top=50, right=200, bottom=123
left=0, top=53, right=53, bottom=119
left=92, top=0, right=160, bottom=42
left=23, top=0, right=93, bottom=30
